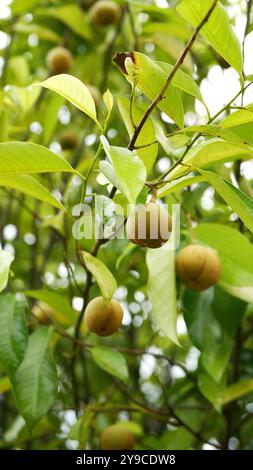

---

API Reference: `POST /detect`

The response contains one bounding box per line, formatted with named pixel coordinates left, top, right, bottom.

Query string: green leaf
left=5, top=85, right=41, bottom=113
left=0, top=294, right=28, bottom=382
left=68, top=407, right=94, bottom=447
left=103, top=89, right=114, bottom=118
left=158, top=175, right=206, bottom=199
left=0, top=142, right=76, bottom=177
left=42, top=94, right=65, bottom=146
left=177, top=0, right=243, bottom=74
left=201, top=170, right=253, bottom=234
left=37, top=5, right=92, bottom=41
left=80, top=252, right=117, bottom=300
left=115, top=52, right=184, bottom=128
left=221, top=106, right=253, bottom=146
left=198, top=372, right=225, bottom=412
left=223, top=379, right=253, bottom=405
left=146, top=208, right=179, bottom=345
left=36, top=75, right=100, bottom=129
left=213, top=287, right=246, bottom=336
left=100, top=136, right=146, bottom=204
left=25, top=290, right=77, bottom=327
left=0, top=376, right=12, bottom=394
left=13, top=326, right=58, bottom=431
left=13, top=23, right=61, bottom=43
left=184, top=289, right=232, bottom=382
left=195, top=223, right=253, bottom=303
left=91, top=346, right=129, bottom=382
left=0, top=250, right=14, bottom=293
left=11, top=0, right=41, bottom=14
left=172, top=124, right=245, bottom=144
left=118, top=96, right=158, bottom=175
left=156, top=61, right=207, bottom=110
left=168, top=139, right=253, bottom=180
left=0, top=175, right=66, bottom=211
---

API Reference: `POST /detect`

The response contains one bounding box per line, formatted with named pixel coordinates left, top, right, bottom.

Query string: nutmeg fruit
left=85, top=296, right=123, bottom=336
left=101, top=424, right=135, bottom=450
left=46, top=47, right=73, bottom=75
left=176, top=244, right=221, bottom=291
left=87, top=85, right=101, bottom=108
left=126, top=202, right=172, bottom=249
left=89, top=1, right=121, bottom=27
left=32, top=302, right=53, bottom=324
left=60, top=130, right=79, bottom=150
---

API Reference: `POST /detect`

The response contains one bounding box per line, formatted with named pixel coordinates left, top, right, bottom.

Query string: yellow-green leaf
left=80, top=251, right=117, bottom=300
left=177, top=0, right=243, bottom=74
left=36, top=75, right=100, bottom=129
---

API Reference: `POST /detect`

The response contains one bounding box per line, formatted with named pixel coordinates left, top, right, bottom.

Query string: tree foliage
left=0, top=0, right=253, bottom=451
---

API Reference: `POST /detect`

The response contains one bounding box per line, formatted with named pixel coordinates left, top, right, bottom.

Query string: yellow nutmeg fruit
left=87, top=85, right=101, bottom=108
left=101, top=424, right=135, bottom=450
left=32, top=302, right=53, bottom=324
left=46, top=47, right=73, bottom=75
left=85, top=296, right=123, bottom=336
left=89, top=1, right=121, bottom=27
left=126, top=202, right=172, bottom=249
left=176, top=244, right=221, bottom=291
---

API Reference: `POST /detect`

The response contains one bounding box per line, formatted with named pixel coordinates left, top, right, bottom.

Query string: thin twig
left=128, top=0, right=218, bottom=151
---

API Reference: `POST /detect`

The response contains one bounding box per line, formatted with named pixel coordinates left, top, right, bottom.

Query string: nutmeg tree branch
left=128, top=0, right=219, bottom=151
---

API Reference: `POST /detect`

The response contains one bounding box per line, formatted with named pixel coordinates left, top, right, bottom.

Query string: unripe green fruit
left=126, top=202, right=172, bottom=249
left=176, top=244, right=221, bottom=291
left=60, top=130, right=79, bottom=150
left=89, top=1, right=121, bottom=27
left=87, top=85, right=101, bottom=108
left=85, top=297, right=123, bottom=336
left=46, top=47, right=73, bottom=75
left=101, top=424, right=135, bottom=450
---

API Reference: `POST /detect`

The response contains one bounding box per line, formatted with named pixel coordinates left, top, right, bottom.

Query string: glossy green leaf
left=184, top=289, right=232, bottom=382
left=195, top=224, right=253, bottom=302
left=37, top=75, right=100, bottom=129
left=221, top=107, right=253, bottom=129
left=223, top=379, right=253, bottom=405
left=0, top=250, right=14, bottom=293
left=0, top=175, right=66, bottom=211
left=12, top=0, right=41, bottom=14
left=115, top=52, right=184, bottom=128
left=13, top=326, right=58, bottom=430
left=213, top=287, right=246, bottom=336
left=177, top=0, right=243, bottom=74
left=91, top=346, right=129, bottom=382
left=146, top=208, right=179, bottom=345
left=168, top=139, right=253, bottom=180
left=100, top=136, right=146, bottom=204
left=0, top=142, right=76, bottom=177
left=158, top=175, right=207, bottom=198
left=221, top=106, right=253, bottom=145
left=25, top=290, right=77, bottom=327
left=0, top=294, right=28, bottom=382
left=198, top=372, right=225, bottom=412
left=80, top=251, right=117, bottom=300
left=172, top=124, right=244, bottom=144
left=156, top=61, right=207, bottom=109
left=201, top=170, right=253, bottom=234
left=37, top=5, right=92, bottom=41
left=118, top=96, right=158, bottom=175
left=103, top=89, right=114, bottom=118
